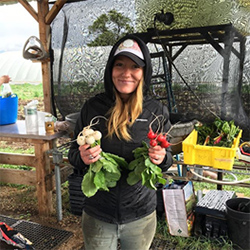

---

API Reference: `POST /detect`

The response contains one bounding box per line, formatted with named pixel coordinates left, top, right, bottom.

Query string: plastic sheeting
left=135, top=0, right=250, bottom=36
left=50, top=0, right=250, bottom=140
left=0, top=51, right=42, bottom=84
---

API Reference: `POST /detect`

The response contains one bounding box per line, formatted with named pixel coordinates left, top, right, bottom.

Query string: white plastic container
left=24, top=100, right=39, bottom=134
left=1, top=83, right=13, bottom=98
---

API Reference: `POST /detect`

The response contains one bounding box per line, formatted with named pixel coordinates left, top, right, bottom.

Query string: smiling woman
left=112, top=56, right=143, bottom=101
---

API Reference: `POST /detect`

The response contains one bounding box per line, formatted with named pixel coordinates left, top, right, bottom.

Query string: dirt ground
left=0, top=185, right=85, bottom=250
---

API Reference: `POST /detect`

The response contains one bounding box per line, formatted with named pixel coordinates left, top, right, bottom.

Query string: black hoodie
left=68, top=34, right=173, bottom=224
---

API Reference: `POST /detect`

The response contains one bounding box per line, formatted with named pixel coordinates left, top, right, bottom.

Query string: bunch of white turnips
left=77, top=127, right=102, bottom=146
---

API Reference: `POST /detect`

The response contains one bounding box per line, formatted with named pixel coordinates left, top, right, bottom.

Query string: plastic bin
left=226, top=198, right=250, bottom=250
left=0, top=95, right=18, bottom=125
left=182, top=129, right=242, bottom=170
left=65, top=112, right=79, bottom=136
left=169, top=119, right=196, bottom=155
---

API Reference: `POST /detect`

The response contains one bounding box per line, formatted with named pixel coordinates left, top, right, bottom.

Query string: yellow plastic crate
left=182, top=129, right=242, bottom=170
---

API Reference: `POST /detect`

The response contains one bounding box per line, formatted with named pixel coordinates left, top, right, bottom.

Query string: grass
left=0, top=144, right=34, bottom=154
left=193, top=169, right=250, bottom=197
left=10, top=83, right=43, bottom=100
left=156, top=219, right=235, bottom=250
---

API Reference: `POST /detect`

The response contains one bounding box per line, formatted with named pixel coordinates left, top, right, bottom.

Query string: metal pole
left=49, top=142, right=72, bottom=221
left=55, top=163, right=62, bottom=221
left=52, top=149, right=64, bottom=221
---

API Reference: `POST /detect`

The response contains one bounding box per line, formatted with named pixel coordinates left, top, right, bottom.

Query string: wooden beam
left=37, top=0, right=52, bottom=113
left=45, top=0, right=68, bottom=25
left=34, top=140, right=53, bottom=215
left=0, top=168, right=36, bottom=185
left=36, top=0, right=67, bottom=113
left=200, top=31, right=225, bottom=57
left=0, top=152, right=36, bottom=167
left=18, top=0, right=38, bottom=22
left=0, top=136, right=47, bottom=144
left=0, top=165, right=73, bottom=188
left=0, top=0, right=18, bottom=4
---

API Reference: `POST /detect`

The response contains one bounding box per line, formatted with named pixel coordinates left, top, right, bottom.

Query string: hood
left=104, top=34, right=152, bottom=101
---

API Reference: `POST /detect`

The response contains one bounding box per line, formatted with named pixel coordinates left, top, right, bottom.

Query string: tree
left=88, top=9, right=134, bottom=47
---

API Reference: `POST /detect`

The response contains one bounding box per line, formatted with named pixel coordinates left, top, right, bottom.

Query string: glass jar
left=45, top=114, right=54, bottom=134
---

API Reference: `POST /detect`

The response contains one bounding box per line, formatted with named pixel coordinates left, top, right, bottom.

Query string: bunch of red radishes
left=147, top=129, right=171, bottom=148
left=147, top=114, right=174, bottom=149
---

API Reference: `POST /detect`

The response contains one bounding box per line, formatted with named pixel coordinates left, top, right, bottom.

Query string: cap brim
left=115, top=52, right=145, bottom=67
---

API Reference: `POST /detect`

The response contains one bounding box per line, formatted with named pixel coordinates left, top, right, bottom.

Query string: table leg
left=35, top=142, right=53, bottom=216
left=217, top=172, right=223, bottom=190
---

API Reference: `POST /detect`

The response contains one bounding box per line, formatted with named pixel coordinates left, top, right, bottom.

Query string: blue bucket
left=0, top=95, right=18, bottom=125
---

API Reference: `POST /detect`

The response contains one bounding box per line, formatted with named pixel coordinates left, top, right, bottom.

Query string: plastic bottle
left=1, top=83, right=13, bottom=98
left=24, top=100, right=39, bottom=134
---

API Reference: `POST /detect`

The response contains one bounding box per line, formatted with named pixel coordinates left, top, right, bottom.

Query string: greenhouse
left=0, top=50, right=42, bottom=84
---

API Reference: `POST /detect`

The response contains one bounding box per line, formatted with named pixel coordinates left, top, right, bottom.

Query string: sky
left=0, top=2, right=39, bottom=52
left=0, top=0, right=131, bottom=52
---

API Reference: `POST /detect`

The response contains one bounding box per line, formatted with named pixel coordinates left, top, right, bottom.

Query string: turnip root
left=85, top=135, right=96, bottom=145
left=93, top=131, right=102, bottom=141
left=77, top=133, right=86, bottom=146
left=76, top=116, right=106, bottom=146
left=82, top=128, right=94, bottom=136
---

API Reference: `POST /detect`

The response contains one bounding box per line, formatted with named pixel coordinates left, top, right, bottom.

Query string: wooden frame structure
left=133, top=23, right=246, bottom=120
left=0, top=120, right=72, bottom=216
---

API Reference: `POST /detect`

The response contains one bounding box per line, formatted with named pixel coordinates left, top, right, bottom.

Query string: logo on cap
left=114, top=39, right=144, bottom=60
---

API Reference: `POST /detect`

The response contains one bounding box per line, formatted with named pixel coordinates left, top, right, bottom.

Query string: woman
left=68, top=34, right=173, bottom=250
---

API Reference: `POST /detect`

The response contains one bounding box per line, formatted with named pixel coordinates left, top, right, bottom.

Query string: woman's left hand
left=148, top=145, right=166, bottom=165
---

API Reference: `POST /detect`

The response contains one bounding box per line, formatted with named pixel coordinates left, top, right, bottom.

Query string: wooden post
left=35, top=141, right=53, bottom=216
left=18, top=0, right=68, bottom=113
left=37, top=0, right=51, bottom=113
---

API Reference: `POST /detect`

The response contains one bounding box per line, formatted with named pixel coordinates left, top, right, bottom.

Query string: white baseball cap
left=114, top=39, right=145, bottom=67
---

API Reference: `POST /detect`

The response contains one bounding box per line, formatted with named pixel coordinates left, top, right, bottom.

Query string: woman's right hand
left=79, top=144, right=102, bottom=165
left=0, top=75, right=11, bottom=84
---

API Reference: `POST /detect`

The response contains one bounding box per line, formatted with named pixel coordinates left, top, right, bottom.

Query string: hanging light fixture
left=155, top=9, right=174, bottom=25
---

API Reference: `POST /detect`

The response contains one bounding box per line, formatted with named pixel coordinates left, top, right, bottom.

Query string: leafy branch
left=88, top=9, right=134, bottom=47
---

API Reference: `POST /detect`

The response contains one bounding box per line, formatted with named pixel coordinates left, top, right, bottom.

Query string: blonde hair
left=107, top=78, right=144, bottom=141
